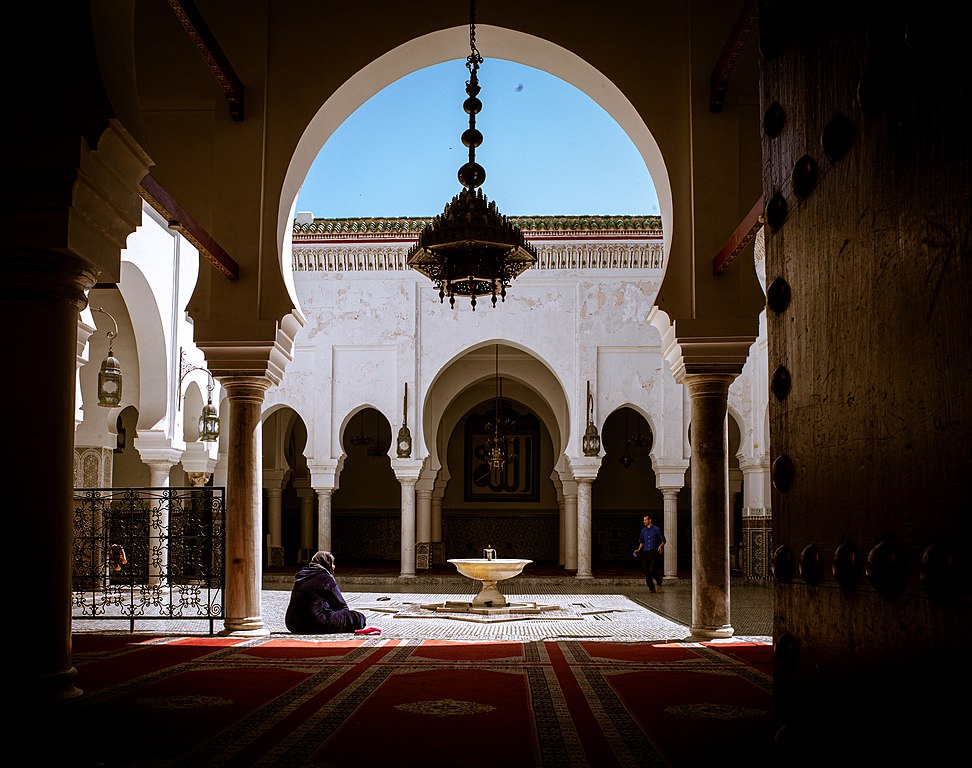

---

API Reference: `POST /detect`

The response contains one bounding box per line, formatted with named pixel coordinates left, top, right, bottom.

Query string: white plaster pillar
left=135, top=445, right=182, bottom=589
left=219, top=377, right=272, bottom=637
left=392, top=460, right=424, bottom=578
left=562, top=480, right=578, bottom=571
left=685, top=374, right=735, bottom=639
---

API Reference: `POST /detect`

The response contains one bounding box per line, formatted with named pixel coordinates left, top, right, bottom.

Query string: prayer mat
left=54, top=633, right=774, bottom=767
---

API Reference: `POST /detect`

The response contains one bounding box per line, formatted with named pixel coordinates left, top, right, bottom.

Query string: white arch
left=118, top=262, right=168, bottom=430
left=422, top=341, right=569, bottom=472
left=280, top=25, right=672, bottom=289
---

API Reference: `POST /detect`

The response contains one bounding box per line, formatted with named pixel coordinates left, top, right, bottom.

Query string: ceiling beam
left=709, top=0, right=759, bottom=113
left=166, top=0, right=245, bottom=121
left=139, top=174, right=240, bottom=280
left=713, top=197, right=763, bottom=275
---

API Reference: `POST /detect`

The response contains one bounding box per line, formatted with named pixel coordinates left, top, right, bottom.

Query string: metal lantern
left=396, top=383, right=412, bottom=457
left=582, top=380, right=600, bottom=456
left=98, top=353, right=123, bottom=407
left=198, top=396, right=220, bottom=442
left=92, top=306, right=122, bottom=408
left=180, top=348, right=220, bottom=443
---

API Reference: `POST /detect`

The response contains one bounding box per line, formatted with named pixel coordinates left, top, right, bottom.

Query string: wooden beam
left=166, top=0, right=245, bottom=121
left=713, top=197, right=764, bottom=275
left=139, top=174, right=240, bottom=280
left=709, top=0, right=759, bottom=112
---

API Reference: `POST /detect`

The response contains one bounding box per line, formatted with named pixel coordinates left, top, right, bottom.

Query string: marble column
left=141, top=455, right=180, bottom=587
left=685, top=374, right=735, bottom=639
left=7, top=118, right=150, bottom=710
left=220, top=377, right=271, bottom=637
left=399, top=478, right=417, bottom=577
left=266, top=487, right=284, bottom=565
left=575, top=480, right=594, bottom=579
left=416, top=474, right=434, bottom=544
left=660, top=488, right=680, bottom=579
left=393, top=460, right=423, bottom=578
left=10, top=252, right=99, bottom=704
left=562, top=481, right=578, bottom=571
left=431, top=485, right=444, bottom=542
left=316, top=488, right=333, bottom=552
left=295, top=481, right=315, bottom=561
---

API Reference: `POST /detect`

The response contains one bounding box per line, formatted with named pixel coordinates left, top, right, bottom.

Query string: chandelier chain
left=467, top=0, right=483, bottom=71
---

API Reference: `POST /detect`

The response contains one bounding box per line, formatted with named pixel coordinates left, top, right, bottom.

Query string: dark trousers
left=642, top=549, right=663, bottom=590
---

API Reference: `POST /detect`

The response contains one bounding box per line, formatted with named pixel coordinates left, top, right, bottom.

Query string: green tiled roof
left=294, top=214, right=662, bottom=235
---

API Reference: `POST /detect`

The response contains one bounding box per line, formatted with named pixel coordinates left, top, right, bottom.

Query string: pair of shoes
left=354, top=627, right=382, bottom=636
left=655, top=584, right=663, bottom=591
left=649, top=588, right=656, bottom=593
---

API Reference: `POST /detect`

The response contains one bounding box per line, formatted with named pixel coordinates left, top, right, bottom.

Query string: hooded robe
left=284, top=553, right=367, bottom=634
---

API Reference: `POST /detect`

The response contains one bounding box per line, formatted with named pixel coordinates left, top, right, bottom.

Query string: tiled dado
left=742, top=507, right=772, bottom=580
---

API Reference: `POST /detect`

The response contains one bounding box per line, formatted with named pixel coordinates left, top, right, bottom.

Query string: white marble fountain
left=419, top=551, right=559, bottom=616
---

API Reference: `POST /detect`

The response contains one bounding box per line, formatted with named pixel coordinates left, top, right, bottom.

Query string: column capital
left=652, top=461, right=689, bottom=488
left=568, top=456, right=601, bottom=482
left=263, top=468, right=289, bottom=489
left=308, top=458, right=343, bottom=490
left=181, top=441, right=217, bottom=475
left=218, top=375, right=274, bottom=401
left=738, top=454, right=771, bottom=473
left=391, top=458, right=424, bottom=483
left=650, top=308, right=756, bottom=383
left=133, top=435, right=183, bottom=467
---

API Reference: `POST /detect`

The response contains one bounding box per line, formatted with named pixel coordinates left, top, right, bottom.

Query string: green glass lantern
left=199, top=395, right=220, bottom=442
left=92, top=306, right=122, bottom=408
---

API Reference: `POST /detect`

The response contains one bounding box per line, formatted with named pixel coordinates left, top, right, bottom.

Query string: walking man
left=633, top=514, right=666, bottom=592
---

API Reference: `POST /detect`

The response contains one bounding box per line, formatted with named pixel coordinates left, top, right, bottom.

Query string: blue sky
left=295, top=59, right=659, bottom=219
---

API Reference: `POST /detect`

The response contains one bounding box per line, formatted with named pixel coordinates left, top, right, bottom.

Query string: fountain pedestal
left=447, top=558, right=532, bottom=607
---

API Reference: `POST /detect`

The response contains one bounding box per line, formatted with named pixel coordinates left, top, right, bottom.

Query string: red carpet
left=56, top=633, right=774, bottom=767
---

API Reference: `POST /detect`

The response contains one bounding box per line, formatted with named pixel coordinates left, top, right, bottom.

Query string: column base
left=219, top=617, right=270, bottom=637
left=689, top=624, right=735, bottom=639
left=574, top=573, right=594, bottom=580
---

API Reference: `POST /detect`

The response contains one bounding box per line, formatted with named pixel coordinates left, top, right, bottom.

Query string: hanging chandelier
left=406, top=0, right=537, bottom=311
left=485, top=345, right=517, bottom=482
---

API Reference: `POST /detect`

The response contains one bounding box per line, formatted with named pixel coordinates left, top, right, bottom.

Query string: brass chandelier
left=406, top=0, right=537, bottom=310
left=485, top=345, right=517, bottom=482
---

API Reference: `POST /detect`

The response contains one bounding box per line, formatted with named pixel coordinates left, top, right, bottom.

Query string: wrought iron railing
left=72, top=487, right=225, bottom=633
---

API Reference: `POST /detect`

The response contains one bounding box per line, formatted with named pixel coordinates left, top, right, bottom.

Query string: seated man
left=284, top=550, right=367, bottom=634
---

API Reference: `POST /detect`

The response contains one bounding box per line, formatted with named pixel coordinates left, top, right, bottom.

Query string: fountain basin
left=447, top=558, right=532, bottom=607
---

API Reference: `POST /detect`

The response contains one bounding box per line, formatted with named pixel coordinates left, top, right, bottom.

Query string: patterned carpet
left=55, top=632, right=774, bottom=767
